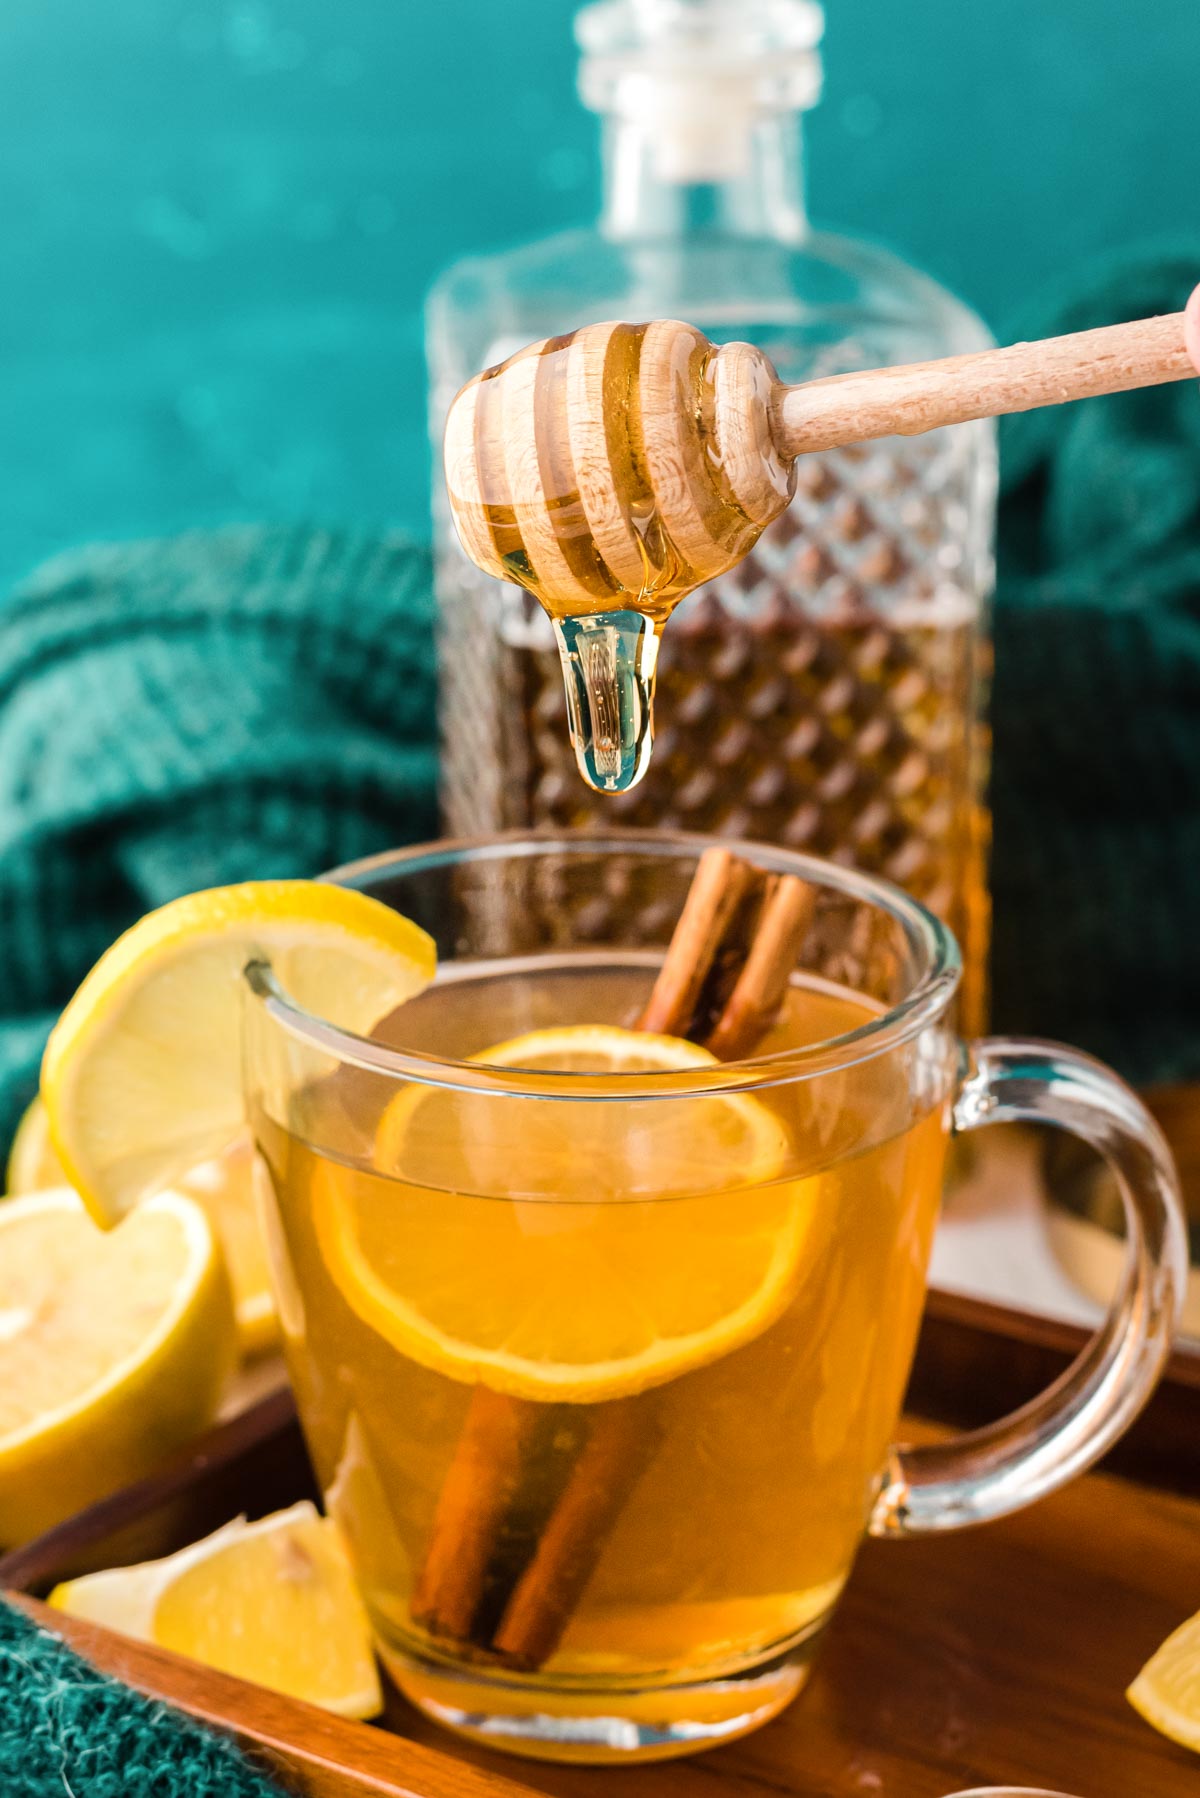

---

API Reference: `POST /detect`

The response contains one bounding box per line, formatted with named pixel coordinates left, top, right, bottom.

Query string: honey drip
left=553, top=611, right=660, bottom=793
left=445, top=320, right=791, bottom=793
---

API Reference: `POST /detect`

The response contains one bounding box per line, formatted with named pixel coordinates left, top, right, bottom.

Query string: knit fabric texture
left=0, top=523, right=439, bottom=1151
left=0, top=1599, right=284, bottom=1797
left=990, top=247, right=1200, bottom=1080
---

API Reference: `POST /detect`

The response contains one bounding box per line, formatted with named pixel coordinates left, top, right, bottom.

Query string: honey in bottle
left=427, top=0, right=996, bottom=1031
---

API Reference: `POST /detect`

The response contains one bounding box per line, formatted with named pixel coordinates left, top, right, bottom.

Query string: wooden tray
left=4, top=1294, right=1200, bottom=1798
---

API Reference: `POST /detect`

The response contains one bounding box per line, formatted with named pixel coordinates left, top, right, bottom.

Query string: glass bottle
left=427, top=0, right=997, bottom=1031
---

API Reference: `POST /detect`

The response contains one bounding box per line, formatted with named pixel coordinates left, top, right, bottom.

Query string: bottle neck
left=600, top=109, right=809, bottom=243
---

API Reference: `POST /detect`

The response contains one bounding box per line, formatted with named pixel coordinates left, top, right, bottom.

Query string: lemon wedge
left=41, top=880, right=436, bottom=1224
left=316, top=1024, right=815, bottom=1403
left=7, top=1099, right=280, bottom=1358
left=50, top=1502, right=383, bottom=1719
left=0, top=1188, right=235, bottom=1545
left=1128, top=1609, right=1200, bottom=1753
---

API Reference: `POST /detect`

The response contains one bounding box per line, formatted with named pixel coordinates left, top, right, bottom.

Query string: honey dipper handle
left=772, top=311, right=1193, bottom=457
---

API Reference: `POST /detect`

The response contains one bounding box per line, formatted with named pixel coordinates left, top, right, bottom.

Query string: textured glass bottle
left=427, top=0, right=997, bottom=1030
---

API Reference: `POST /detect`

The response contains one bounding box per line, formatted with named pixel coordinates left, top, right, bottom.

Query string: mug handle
left=869, top=1039, right=1188, bottom=1537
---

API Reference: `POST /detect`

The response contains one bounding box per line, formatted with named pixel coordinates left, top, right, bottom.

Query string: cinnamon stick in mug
left=411, top=849, right=814, bottom=1668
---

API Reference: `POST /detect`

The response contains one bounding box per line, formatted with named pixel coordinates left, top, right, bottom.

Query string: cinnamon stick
left=411, top=848, right=812, bottom=1671
left=639, top=846, right=814, bottom=1054
left=704, top=874, right=817, bottom=1060
left=411, top=1386, right=542, bottom=1646
left=491, top=1397, right=659, bottom=1669
left=637, top=847, right=754, bottom=1037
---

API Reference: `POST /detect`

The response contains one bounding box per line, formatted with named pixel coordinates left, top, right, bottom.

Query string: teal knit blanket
left=0, top=1600, right=282, bottom=1797
left=0, top=524, right=439, bottom=1151
left=990, top=249, right=1200, bottom=1079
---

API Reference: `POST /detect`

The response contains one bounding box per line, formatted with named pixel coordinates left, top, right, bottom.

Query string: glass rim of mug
left=246, top=828, right=962, bottom=1099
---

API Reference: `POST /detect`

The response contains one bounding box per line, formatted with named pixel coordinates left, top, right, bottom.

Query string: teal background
left=2, top=0, right=1198, bottom=588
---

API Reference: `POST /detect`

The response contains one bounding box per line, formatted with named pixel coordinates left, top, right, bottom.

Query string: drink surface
left=254, top=960, right=949, bottom=1707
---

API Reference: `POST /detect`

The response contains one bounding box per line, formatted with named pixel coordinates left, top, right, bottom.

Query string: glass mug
left=242, top=833, right=1185, bottom=1764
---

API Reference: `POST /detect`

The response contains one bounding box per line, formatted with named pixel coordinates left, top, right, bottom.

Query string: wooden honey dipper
left=444, top=311, right=1195, bottom=791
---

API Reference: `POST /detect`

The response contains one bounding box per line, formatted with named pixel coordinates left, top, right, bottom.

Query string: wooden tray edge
left=5, top=1593, right=540, bottom=1798
left=3, top=1287, right=1198, bottom=1795
left=912, top=1288, right=1199, bottom=1495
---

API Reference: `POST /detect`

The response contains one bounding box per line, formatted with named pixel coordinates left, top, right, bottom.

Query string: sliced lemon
left=41, top=880, right=436, bottom=1224
left=316, top=1024, right=816, bottom=1403
left=1128, top=1609, right=1200, bottom=1753
left=50, top=1502, right=382, bottom=1719
left=6, top=1094, right=65, bottom=1193
left=476, top=1026, right=725, bottom=1076
left=7, top=1099, right=280, bottom=1358
left=176, top=1135, right=280, bottom=1358
left=0, top=1188, right=236, bottom=1546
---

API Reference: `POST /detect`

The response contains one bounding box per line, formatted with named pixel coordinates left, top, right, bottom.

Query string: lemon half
left=7, top=1099, right=280, bottom=1359
left=0, top=1188, right=236, bottom=1545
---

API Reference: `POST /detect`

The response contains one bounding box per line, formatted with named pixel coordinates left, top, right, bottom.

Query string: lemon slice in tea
left=315, top=1024, right=817, bottom=1403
